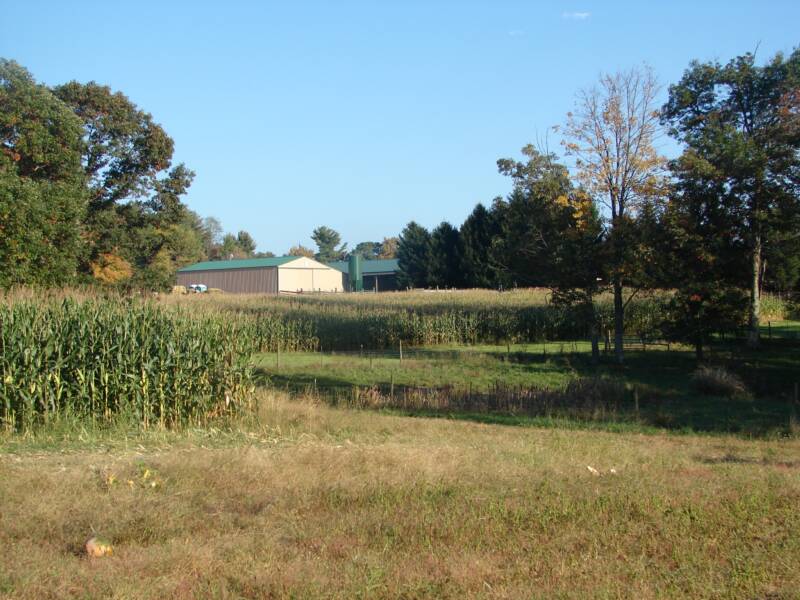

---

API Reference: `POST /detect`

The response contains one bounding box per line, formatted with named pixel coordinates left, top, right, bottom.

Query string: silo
left=348, top=254, right=363, bottom=291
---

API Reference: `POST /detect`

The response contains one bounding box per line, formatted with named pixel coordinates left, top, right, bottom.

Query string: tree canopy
left=662, top=49, right=800, bottom=346
left=0, top=60, right=87, bottom=287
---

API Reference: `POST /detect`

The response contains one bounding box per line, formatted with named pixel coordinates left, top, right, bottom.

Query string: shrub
left=690, top=366, right=748, bottom=398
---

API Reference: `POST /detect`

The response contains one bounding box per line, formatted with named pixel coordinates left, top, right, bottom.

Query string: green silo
left=348, top=254, right=363, bottom=291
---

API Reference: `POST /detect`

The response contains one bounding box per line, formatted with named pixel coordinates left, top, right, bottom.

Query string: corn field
left=173, top=289, right=793, bottom=352
left=1, top=297, right=254, bottom=431
left=164, top=289, right=680, bottom=352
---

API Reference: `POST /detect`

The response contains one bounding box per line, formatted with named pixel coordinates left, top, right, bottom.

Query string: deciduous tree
left=287, top=244, right=315, bottom=258
left=662, top=49, right=800, bottom=346
left=563, top=67, right=666, bottom=363
left=0, top=59, right=86, bottom=287
left=378, top=237, right=399, bottom=259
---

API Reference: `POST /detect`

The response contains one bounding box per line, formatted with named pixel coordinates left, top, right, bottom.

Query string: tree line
left=396, top=49, right=800, bottom=361
left=0, top=58, right=400, bottom=287
left=0, top=59, right=279, bottom=289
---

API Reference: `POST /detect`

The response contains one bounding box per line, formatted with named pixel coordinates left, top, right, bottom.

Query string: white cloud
left=562, top=11, right=591, bottom=20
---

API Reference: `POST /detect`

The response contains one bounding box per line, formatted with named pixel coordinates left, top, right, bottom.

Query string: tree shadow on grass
left=253, top=341, right=799, bottom=438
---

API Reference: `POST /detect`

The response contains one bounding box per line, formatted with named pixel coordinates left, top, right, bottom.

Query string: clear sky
left=2, top=1, right=798, bottom=253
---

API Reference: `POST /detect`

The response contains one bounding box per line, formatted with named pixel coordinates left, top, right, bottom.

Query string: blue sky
left=2, top=1, right=799, bottom=253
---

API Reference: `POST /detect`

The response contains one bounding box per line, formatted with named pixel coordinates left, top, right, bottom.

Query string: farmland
left=1, top=289, right=799, bottom=598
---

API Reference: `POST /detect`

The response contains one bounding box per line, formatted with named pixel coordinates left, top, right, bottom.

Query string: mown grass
left=2, top=391, right=800, bottom=598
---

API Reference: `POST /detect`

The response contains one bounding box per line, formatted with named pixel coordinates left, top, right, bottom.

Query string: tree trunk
left=613, top=280, right=624, bottom=364
left=590, top=324, right=600, bottom=364
left=747, top=232, right=761, bottom=348
left=695, top=335, right=704, bottom=362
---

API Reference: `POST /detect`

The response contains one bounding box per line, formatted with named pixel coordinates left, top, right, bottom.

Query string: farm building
left=176, top=256, right=344, bottom=294
left=328, top=258, right=400, bottom=292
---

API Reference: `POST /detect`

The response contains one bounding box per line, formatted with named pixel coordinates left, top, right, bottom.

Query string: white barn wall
left=278, top=257, right=344, bottom=293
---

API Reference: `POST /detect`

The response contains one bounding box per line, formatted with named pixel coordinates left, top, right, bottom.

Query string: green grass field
left=254, top=323, right=800, bottom=437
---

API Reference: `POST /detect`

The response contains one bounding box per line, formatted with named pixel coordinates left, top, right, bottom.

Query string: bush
left=690, top=366, right=748, bottom=398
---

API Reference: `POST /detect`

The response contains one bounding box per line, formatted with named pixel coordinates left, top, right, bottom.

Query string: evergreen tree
left=460, top=203, right=500, bottom=288
left=311, top=226, right=347, bottom=262
left=428, top=222, right=465, bottom=288
left=397, top=221, right=431, bottom=288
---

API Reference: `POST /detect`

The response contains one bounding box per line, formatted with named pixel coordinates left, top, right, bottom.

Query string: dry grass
left=2, top=392, right=800, bottom=598
left=690, top=366, right=750, bottom=398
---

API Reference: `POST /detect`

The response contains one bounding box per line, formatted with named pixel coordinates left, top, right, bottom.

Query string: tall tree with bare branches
left=562, top=66, right=666, bottom=363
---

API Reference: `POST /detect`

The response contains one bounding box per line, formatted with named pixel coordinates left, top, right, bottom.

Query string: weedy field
left=2, top=392, right=800, bottom=598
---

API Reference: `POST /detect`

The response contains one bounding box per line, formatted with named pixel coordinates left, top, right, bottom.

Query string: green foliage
left=0, top=297, right=254, bottom=431
left=662, top=287, right=748, bottom=360
left=218, top=230, right=258, bottom=260
left=0, top=59, right=86, bottom=287
left=428, top=221, right=464, bottom=288
left=460, top=202, right=500, bottom=288
left=0, top=172, right=85, bottom=287
left=397, top=221, right=431, bottom=288
left=52, top=78, right=202, bottom=288
left=174, top=290, right=679, bottom=352
left=311, top=226, right=346, bottom=262
left=662, top=49, right=800, bottom=341
left=352, top=241, right=382, bottom=260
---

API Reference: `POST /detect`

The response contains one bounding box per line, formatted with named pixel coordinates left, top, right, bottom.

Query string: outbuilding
left=328, top=258, right=400, bottom=292
left=176, top=256, right=344, bottom=294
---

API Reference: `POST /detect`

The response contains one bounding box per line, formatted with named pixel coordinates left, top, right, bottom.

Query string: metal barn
left=328, top=258, right=400, bottom=292
left=176, top=256, right=344, bottom=294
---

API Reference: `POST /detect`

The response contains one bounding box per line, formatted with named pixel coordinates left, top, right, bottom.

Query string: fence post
left=768, top=321, right=772, bottom=340
left=634, top=385, right=639, bottom=417
left=390, top=373, right=395, bottom=401
left=276, top=346, right=280, bottom=369
left=399, top=340, right=403, bottom=364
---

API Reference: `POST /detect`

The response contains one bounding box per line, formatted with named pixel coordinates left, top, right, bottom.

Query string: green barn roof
left=328, top=258, right=399, bottom=275
left=177, top=256, right=298, bottom=272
